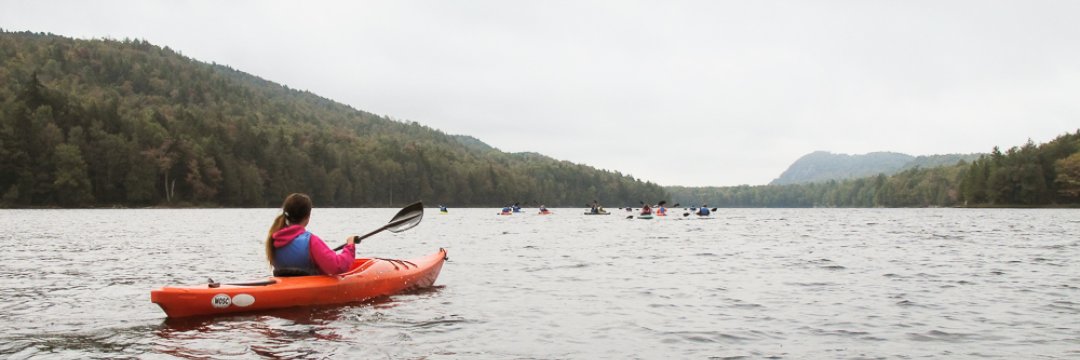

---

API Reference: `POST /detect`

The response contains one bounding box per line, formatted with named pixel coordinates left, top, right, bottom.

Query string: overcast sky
left=3, top=1, right=1078, bottom=186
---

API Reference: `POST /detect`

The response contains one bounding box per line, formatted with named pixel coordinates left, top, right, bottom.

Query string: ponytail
left=265, top=213, right=287, bottom=267
left=266, top=193, right=313, bottom=268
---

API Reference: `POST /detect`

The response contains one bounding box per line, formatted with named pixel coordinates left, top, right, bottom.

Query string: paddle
left=333, top=201, right=424, bottom=251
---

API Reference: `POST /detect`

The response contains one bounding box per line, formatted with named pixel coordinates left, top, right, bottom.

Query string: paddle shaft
left=333, top=226, right=386, bottom=251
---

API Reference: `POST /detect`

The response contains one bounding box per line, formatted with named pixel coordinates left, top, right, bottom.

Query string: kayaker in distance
left=697, top=205, right=711, bottom=216
left=266, top=193, right=358, bottom=276
left=641, top=204, right=653, bottom=215
left=539, top=205, right=551, bottom=214
left=589, top=200, right=606, bottom=214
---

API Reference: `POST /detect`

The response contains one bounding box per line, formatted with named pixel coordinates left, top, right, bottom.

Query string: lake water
left=0, top=208, right=1077, bottom=359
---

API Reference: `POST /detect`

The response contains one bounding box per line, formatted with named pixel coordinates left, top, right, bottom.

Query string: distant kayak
left=637, top=214, right=654, bottom=220
left=150, top=249, right=448, bottom=318
left=678, top=216, right=716, bottom=221
left=584, top=211, right=610, bottom=215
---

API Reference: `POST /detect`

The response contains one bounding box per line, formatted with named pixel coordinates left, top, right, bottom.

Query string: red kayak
left=151, top=249, right=447, bottom=318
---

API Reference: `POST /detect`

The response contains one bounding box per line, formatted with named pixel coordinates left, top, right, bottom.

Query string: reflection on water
left=0, top=208, right=1078, bottom=358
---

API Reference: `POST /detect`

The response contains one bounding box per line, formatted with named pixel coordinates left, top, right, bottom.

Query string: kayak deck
left=151, top=248, right=447, bottom=318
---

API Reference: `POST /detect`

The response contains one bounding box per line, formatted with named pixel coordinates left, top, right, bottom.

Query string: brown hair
left=265, top=193, right=313, bottom=267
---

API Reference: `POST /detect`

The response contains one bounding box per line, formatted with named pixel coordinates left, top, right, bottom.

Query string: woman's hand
left=346, top=235, right=359, bottom=246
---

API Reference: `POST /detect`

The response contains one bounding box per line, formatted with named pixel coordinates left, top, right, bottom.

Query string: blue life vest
left=273, top=231, right=319, bottom=276
left=698, top=207, right=711, bottom=216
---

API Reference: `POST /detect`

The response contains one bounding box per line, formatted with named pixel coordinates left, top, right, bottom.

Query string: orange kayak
left=150, top=248, right=447, bottom=318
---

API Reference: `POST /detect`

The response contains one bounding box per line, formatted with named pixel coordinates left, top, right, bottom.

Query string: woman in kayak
left=265, top=193, right=357, bottom=276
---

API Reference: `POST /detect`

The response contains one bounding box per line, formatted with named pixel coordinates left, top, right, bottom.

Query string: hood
left=272, top=225, right=307, bottom=248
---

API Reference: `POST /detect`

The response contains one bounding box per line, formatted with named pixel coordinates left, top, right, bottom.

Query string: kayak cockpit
left=341, top=258, right=378, bottom=275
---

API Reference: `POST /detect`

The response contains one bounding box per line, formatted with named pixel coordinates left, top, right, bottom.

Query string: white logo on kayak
left=232, top=294, right=255, bottom=307
left=211, top=294, right=231, bottom=308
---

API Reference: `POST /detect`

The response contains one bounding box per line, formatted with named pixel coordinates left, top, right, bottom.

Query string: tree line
left=0, top=31, right=667, bottom=208
left=669, top=131, right=1080, bottom=208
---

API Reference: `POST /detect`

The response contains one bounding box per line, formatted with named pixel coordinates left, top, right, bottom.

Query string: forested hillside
left=0, top=31, right=667, bottom=207
left=670, top=132, right=1080, bottom=207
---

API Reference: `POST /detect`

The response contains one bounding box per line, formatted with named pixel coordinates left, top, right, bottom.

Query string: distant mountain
left=770, top=151, right=982, bottom=185
left=770, top=151, right=912, bottom=185
left=669, top=131, right=1080, bottom=208
left=901, top=153, right=983, bottom=171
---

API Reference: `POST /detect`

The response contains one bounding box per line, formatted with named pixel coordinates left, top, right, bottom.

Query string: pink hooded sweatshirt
left=272, top=225, right=356, bottom=275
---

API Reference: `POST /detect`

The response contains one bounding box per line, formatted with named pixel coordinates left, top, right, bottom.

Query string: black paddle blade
left=658, top=200, right=667, bottom=206
left=387, top=201, right=424, bottom=233
left=334, top=201, right=425, bottom=251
